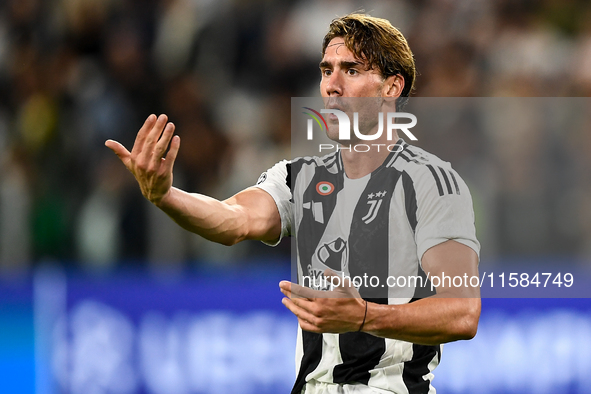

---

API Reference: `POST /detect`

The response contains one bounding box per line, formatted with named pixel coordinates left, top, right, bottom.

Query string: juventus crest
left=362, top=190, right=388, bottom=224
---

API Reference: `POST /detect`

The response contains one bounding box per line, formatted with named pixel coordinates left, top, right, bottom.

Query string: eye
left=346, top=69, right=358, bottom=76
left=322, top=69, right=332, bottom=77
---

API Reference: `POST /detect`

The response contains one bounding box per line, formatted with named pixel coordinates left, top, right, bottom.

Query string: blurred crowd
left=1, top=0, right=591, bottom=273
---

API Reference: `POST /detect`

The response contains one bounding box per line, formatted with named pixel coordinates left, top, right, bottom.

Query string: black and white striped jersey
left=255, top=139, right=480, bottom=394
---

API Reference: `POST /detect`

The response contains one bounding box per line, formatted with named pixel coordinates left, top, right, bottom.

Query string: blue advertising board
left=1, top=264, right=591, bottom=394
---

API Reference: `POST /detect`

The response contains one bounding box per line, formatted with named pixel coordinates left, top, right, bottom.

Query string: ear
left=382, top=74, right=405, bottom=100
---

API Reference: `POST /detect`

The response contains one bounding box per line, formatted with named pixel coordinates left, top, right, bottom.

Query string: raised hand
left=105, top=114, right=180, bottom=206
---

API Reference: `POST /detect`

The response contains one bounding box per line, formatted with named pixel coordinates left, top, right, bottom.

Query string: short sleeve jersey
left=255, top=139, right=480, bottom=394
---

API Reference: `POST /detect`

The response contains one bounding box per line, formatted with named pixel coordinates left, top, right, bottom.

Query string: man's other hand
left=279, top=269, right=366, bottom=334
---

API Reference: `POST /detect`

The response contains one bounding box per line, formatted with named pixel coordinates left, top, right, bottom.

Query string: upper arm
left=408, top=157, right=480, bottom=298
left=224, top=159, right=292, bottom=245
left=421, top=240, right=480, bottom=298
left=224, top=187, right=283, bottom=244
left=422, top=240, right=481, bottom=338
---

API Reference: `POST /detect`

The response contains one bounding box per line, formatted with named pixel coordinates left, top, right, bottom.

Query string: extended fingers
left=280, top=280, right=324, bottom=299
left=279, top=281, right=292, bottom=298
left=280, top=282, right=316, bottom=313
left=137, top=114, right=169, bottom=164
left=162, top=134, right=180, bottom=174
left=132, top=114, right=158, bottom=154
left=105, top=139, right=132, bottom=169
left=282, top=297, right=322, bottom=331
left=152, top=122, right=176, bottom=166
left=298, top=319, right=322, bottom=333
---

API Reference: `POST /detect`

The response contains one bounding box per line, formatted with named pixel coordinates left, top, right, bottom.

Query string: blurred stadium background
left=1, top=0, right=591, bottom=393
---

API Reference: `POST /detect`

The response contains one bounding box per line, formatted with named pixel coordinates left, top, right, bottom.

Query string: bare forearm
left=362, top=296, right=480, bottom=345
left=156, top=187, right=251, bottom=245
left=153, top=186, right=281, bottom=245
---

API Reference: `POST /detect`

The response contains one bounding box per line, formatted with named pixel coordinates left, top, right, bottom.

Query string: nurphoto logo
left=303, top=107, right=417, bottom=141
left=302, top=107, right=418, bottom=152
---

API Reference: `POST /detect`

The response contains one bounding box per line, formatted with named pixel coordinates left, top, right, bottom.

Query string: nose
left=323, top=71, right=343, bottom=97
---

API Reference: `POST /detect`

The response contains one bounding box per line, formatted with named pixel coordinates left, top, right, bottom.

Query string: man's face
left=319, top=37, right=390, bottom=142
left=319, top=37, right=386, bottom=98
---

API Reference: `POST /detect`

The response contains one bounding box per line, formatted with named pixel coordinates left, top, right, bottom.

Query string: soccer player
left=106, top=13, right=480, bottom=394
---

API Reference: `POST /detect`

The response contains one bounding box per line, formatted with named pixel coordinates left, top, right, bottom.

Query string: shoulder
left=256, top=152, right=341, bottom=191
left=388, top=143, right=450, bottom=175
left=388, top=143, right=465, bottom=198
left=290, top=151, right=341, bottom=177
left=290, top=151, right=339, bottom=167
